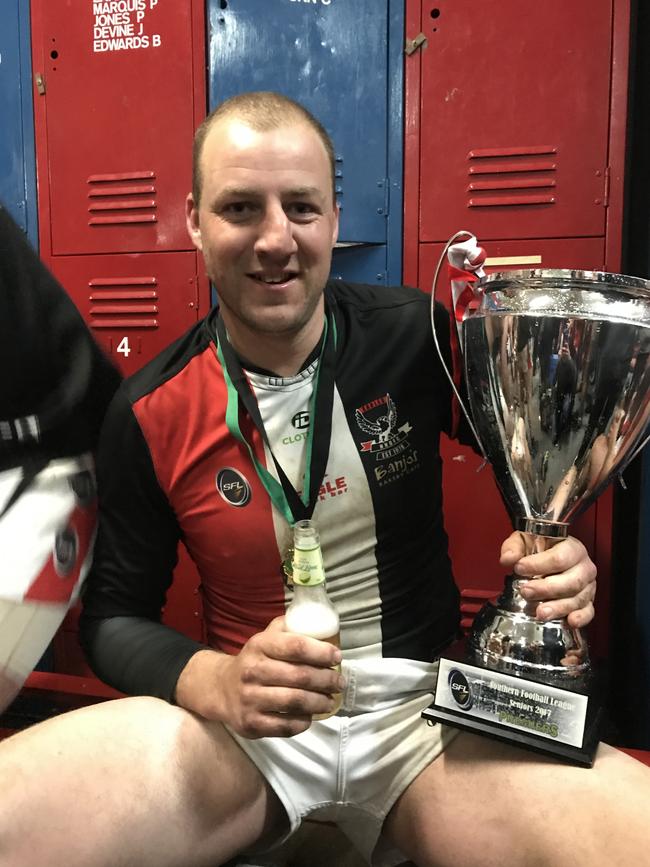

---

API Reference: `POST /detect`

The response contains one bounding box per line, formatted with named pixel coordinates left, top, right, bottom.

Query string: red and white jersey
left=82, top=282, right=465, bottom=697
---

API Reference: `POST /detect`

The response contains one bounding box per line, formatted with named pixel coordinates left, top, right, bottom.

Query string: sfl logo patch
left=216, top=468, right=252, bottom=507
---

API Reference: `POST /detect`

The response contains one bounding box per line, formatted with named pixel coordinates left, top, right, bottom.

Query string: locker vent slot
left=466, top=146, right=557, bottom=208
left=88, top=277, right=159, bottom=328
left=87, top=172, right=158, bottom=225
left=459, top=588, right=499, bottom=635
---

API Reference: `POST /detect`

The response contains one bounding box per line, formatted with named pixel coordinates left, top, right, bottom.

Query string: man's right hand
left=174, top=616, right=344, bottom=738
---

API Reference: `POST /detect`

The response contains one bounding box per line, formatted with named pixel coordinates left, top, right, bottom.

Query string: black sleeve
left=79, top=388, right=204, bottom=700
left=0, top=203, right=121, bottom=463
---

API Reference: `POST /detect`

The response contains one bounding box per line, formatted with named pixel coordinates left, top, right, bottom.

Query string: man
left=0, top=204, right=121, bottom=711
left=0, top=93, right=648, bottom=867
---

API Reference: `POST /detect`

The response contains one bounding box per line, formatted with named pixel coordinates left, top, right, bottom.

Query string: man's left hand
left=500, top=532, right=596, bottom=628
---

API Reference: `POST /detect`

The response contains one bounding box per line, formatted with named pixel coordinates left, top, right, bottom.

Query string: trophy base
left=423, top=640, right=603, bottom=767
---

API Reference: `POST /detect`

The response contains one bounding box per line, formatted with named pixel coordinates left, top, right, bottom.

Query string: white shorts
left=229, top=657, right=458, bottom=866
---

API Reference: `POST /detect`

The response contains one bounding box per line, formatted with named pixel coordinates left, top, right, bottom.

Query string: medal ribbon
left=214, top=306, right=337, bottom=527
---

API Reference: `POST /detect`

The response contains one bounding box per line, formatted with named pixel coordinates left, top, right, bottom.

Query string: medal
left=281, top=545, right=294, bottom=585
left=215, top=298, right=338, bottom=579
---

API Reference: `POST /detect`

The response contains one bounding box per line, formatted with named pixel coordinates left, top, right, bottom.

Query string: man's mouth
left=248, top=271, right=298, bottom=285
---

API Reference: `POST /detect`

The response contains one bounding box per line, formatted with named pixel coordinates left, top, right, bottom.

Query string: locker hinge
left=603, top=166, right=610, bottom=208
left=405, top=32, right=427, bottom=56
left=376, top=179, right=390, bottom=216
left=35, top=73, right=46, bottom=95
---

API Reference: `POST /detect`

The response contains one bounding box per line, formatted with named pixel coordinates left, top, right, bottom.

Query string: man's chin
left=245, top=314, right=309, bottom=337
left=240, top=303, right=321, bottom=337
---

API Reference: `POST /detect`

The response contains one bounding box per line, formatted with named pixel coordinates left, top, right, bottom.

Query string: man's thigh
left=383, top=730, right=650, bottom=867
left=0, top=695, right=286, bottom=867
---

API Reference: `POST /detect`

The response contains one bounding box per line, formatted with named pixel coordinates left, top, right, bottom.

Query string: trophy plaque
left=423, top=269, right=650, bottom=766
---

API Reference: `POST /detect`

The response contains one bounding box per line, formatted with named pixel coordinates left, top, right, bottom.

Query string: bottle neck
left=292, top=538, right=325, bottom=587
left=291, top=580, right=329, bottom=602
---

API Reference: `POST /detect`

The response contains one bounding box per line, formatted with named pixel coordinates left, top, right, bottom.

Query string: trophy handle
left=625, top=428, right=650, bottom=468
left=430, top=230, right=488, bottom=461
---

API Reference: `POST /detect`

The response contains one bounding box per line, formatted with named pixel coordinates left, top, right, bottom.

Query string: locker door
left=31, top=0, right=202, bottom=256
left=50, top=252, right=201, bottom=378
left=207, top=0, right=405, bottom=286
left=0, top=0, right=37, bottom=243
left=208, top=0, right=389, bottom=244
left=417, top=0, right=613, bottom=244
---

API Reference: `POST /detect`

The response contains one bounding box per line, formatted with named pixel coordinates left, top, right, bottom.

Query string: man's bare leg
left=0, top=696, right=286, bottom=867
left=383, top=731, right=650, bottom=867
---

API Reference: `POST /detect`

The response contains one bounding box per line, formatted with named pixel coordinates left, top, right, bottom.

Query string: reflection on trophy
left=424, top=267, right=650, bottom=765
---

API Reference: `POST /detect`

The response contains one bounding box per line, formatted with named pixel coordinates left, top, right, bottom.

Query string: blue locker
left=0, top=0, right=37, bottom=245
left=207, top=0, right=404, bottom=285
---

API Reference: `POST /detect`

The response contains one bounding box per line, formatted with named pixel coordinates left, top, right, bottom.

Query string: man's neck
left=219, top=310, right=325, bottom=378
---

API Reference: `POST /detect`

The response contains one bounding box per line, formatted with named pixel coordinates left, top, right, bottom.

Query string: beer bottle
left=285, top=519, right=342, bottom=719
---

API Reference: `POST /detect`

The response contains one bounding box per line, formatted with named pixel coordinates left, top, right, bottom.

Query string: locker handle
left=405, top=33, right=427, bottom=56
left=35, top=73, right=46, bottom=96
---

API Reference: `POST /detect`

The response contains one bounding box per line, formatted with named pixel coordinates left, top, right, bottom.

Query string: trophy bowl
left=464, top=269, right=650, bottom=685
left=424, top=268, right=650, bottom=763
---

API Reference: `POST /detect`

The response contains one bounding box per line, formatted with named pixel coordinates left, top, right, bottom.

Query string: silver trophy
left=425, top=269, right=650, bottom=764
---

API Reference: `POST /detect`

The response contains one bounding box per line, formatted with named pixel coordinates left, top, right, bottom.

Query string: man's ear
left=185, top=194, right=202, bottom=251
left=331, top=203, right=340, bottom=247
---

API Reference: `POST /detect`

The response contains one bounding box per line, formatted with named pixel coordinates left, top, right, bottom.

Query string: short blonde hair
left=192, top=91, right=336, bottom=205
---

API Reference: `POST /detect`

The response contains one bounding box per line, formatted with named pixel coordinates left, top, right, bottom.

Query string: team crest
left=355, top=394, right=412, bottom=458
left=355, top=393, right=420, bottom=486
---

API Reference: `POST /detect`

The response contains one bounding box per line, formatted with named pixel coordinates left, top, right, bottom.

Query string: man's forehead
left=202, top=115, right=328, bottom=169
left=207, top=117, right=262, bottom=150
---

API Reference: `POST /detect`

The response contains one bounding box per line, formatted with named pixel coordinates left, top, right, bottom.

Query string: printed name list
left=93, top=0, right=162, bottom=53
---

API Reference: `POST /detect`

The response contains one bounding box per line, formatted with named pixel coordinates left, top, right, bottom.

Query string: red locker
left=404, top=0, right=631, bottom=663
left=417, top=0, right=613, bottom=244
left=50, top=252, right=201, bottom=377
left=20, top=0, right=209, bottom=699
left=31, top=0, right=204, bottom=257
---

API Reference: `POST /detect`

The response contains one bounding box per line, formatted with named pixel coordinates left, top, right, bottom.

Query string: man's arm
left=80, top=389, right=343, bottom=733
left=79, top=388, right=204, bottom=699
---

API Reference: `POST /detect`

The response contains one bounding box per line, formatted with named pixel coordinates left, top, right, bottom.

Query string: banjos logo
left=448, top=668, right=473, bottom=711
left=216, top=468, right=252, bottom=507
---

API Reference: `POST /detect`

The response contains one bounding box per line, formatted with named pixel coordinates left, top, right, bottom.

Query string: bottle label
left=292, top=545, right=325, bottom=586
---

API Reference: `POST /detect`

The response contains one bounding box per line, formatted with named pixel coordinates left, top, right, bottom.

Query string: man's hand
left=174, top=617, right=344, bottom=739
left=500, top=532, right=597, bottom=628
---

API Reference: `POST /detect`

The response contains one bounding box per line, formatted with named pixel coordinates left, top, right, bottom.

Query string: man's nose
left=254, top=204, right=297, bottom=258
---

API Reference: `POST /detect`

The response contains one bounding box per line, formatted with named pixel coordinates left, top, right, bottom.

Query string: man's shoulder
left=121, top=311, right=215, bottom=406
left=327, top=278, right=428, bottom=314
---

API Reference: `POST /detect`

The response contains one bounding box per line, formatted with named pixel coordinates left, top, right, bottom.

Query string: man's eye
left=287, top=202, right=317, bottom=218
left=222, top=202, right=255, bottom=219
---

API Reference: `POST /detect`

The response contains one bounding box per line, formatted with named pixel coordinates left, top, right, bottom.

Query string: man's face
left=186, top=117, right=339, bottom=342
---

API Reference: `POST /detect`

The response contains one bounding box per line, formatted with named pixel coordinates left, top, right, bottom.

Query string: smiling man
left=0, top=92, right=649, bottom=867
left=187, top=111, right=339, bottom=373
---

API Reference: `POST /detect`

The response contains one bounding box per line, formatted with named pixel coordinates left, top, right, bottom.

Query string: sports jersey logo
left=216, top=468, right=252, bottom=507
left=355, top=393, right=397, bottom=444
left=355, top=393, right=420, bottom=486
left=292, top=411, right=310, bottom=430
left=355, top=393, right=413, bottom=457
left=54, top=528, right=79, bottom=577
